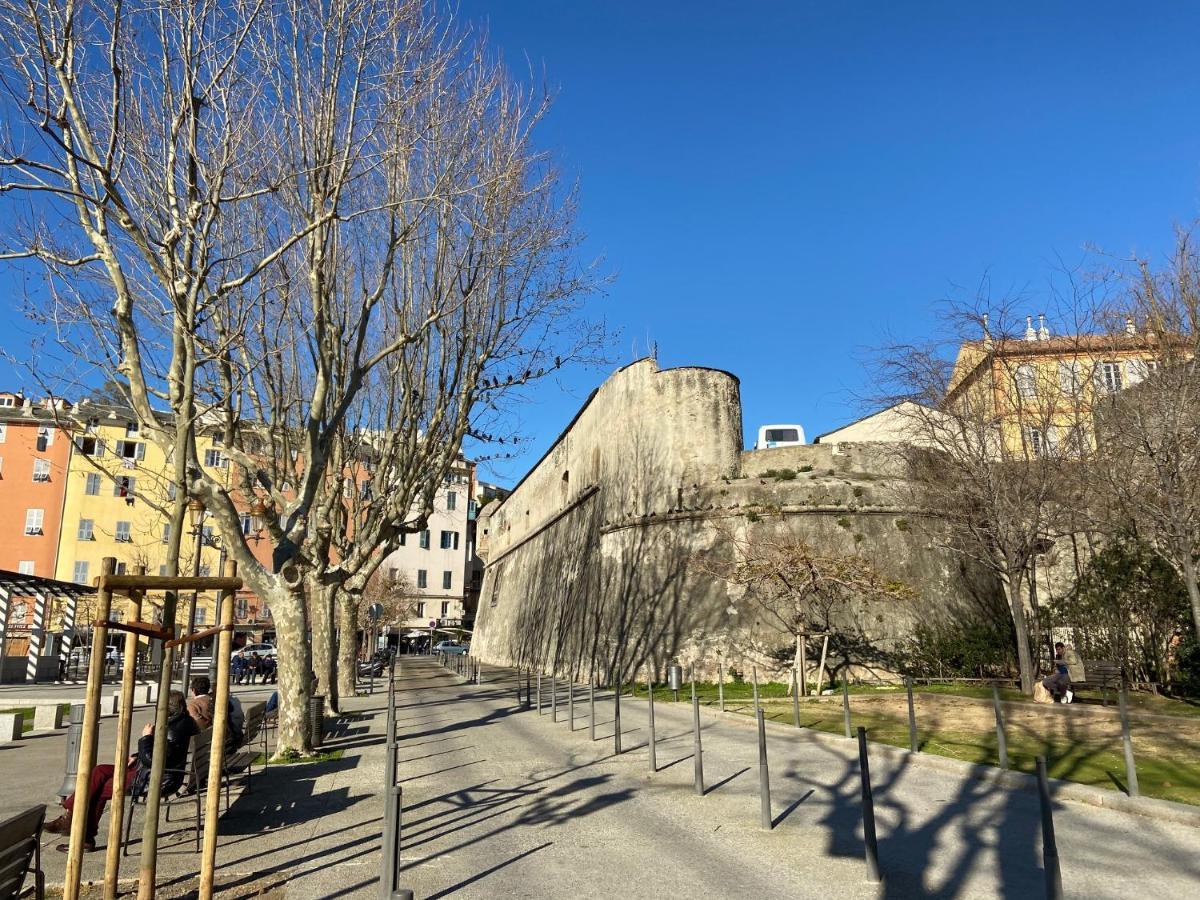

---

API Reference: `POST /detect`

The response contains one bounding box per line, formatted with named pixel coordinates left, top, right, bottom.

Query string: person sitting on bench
left=1042, top=642, right=1074, bottom=704
left=45, top=689, right=198, bottom=852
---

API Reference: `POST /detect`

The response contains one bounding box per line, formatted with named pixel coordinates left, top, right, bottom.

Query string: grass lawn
left=621, top=682, right=1200, bottom=806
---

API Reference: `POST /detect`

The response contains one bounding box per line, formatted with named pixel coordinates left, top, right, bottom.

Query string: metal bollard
left=757, top=709, right=772, bottom=829
left=57, top=702, right=88, bottom=797
left=537, top=674, right=543, bottom=715
left=551, top=675, right=558, bottom=723
left=589, top=681, right=596, bottom=741
left=992, top=686, right=1009, bottom=770
left=1036, top=756, right=1064, bottom=900
left=568, top=679, right=575, bottom=731
left=718, top=662, right=725, bottom=712
left=857, top=727, right=881, bottom=883
left=792, top=667, right=801, bottom=728
left=310, top=694, right=326, bottom=749
left=691, top=664, right=704, bottom=795
left=379, top=782, right=411, bottom=900
left=842, top=675, right=852, bottom=739
left=906, top=677, right=918, bottom=753
left=614, top=683, right=622, bottom=755
left=647, top=670, right=657, bottom=772
left=1119, top=684, right=1139, bottom=797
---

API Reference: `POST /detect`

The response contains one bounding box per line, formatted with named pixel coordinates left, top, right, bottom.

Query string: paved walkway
left=383, top=658, right=1200, bottom=899
left=3, top=658, right=1199, bottom=897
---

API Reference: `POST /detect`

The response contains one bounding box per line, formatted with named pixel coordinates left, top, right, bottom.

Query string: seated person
left=187, top=675, right=214, bottom=730
left=46, top=690, right=198, bottom=852
left=1042, top=642, right=1074, bottom=703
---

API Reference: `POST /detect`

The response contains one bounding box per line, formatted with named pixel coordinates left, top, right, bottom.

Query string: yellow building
left=945, top=315, right=1170, bottom=458
left=53, top=403, right=229, bottom=628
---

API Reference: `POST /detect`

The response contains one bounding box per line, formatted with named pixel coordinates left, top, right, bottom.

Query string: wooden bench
left=1074, top=659, right=1124, bottom=705
left=0, top=806, right=45, bottom=900
left=122, top=710, right=265, bottom=855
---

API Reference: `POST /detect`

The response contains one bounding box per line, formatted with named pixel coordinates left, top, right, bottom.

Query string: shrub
left=852, top=486, right=865, bottom=498
left=799, top=465, right=813, bottom=473
left=894, top=518, right=910, bottom=531
left=836, top=517, right=851, bottom=529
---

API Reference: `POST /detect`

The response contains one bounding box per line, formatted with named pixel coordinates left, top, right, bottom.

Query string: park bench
left=0, top=806, right=45, bottom=900
left=1074, top=660, right=1124, bottom=704
left=122, top=709, right=266, bottom=855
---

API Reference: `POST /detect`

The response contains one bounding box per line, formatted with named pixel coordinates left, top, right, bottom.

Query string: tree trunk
left=271, top=585, right=314, bottom=756
left=308, top=578, right=338, bottom=714
left=1182, top=552, right=1200, bottom=645
left=336, top=594, right=359, bottom=702
left=1003, top=574, right=1035, bottom=694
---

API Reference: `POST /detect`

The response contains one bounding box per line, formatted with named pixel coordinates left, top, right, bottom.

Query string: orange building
left=0, top=393, right=74, bottom=577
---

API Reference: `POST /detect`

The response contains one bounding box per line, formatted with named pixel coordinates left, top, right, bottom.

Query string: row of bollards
left=497, top=660, right=1085, bottom=892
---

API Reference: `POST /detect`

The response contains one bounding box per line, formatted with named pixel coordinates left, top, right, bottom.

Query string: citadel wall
left=471, top=359, right=997, bottom=682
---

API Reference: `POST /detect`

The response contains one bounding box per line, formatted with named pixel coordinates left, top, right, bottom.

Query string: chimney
left=981, top=313, right=993, bottom=349
left=1024, top=316, right=1036, bottom=341
left=1037, top=313, right=1050, bottom=341
left=1125, top=316, right=1136, bottom=336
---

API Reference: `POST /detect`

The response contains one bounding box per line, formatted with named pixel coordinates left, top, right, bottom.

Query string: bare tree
left=874, top=297, right=1102, bottom=693
left=1094, top=232, right=1200, bottom=641
left=0, top=0, right=602, bottom=761
left=698, top=523, right=913, bottom=690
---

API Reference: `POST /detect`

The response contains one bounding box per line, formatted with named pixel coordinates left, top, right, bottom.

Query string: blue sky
left=453, top=1, right=1200, bottom=484
left=3, top=3, right=1200, bottom=487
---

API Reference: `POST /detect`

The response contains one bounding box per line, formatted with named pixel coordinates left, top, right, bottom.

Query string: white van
left=754, top=424, right=805, bottom=449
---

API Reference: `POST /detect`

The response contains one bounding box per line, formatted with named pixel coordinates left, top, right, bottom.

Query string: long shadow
left=772, top=789, right=814, bottom=828
left=424, top=841, right=554, bottom=899
left=705, top=766, right=751, bottom=795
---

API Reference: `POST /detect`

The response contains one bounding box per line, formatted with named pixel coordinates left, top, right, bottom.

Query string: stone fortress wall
left=471, top=359, right=998, bottom=681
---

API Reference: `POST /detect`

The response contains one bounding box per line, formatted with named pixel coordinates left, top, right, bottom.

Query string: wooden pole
left=199, top=560, right=238, bottom=900
left=815, top=636, right=830, bottom=696
left=103, top=567, right=145, bottom=899
left=64, top=556, right=116, bottom=900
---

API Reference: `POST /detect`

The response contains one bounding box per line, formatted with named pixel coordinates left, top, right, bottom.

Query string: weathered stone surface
left=473, top=359, right=998, bottom=680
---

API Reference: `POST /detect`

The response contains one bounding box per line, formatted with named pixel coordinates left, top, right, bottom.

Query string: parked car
left=433, top=641, right=469, bottom=655
left=232, top=642, right=277, bottom=660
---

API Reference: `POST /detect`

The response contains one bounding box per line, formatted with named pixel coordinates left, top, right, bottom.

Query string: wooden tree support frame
left=61, top=559, right=243, bottom=900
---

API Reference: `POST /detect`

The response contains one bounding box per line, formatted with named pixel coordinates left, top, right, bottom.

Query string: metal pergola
left=0, top=569, right=96, bottom=683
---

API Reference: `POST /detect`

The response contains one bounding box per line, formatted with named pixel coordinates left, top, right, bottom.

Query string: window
left=72, top=560, right=89, bottom=584
left=1014, top=364, right=1038, bottom=399
left=0, top=422, right=5, bottom=442
left=0, top=397, right=10, bottom=407
left=417, top=569, right=428, bottom=589
left=115, top=476, right=136, bottom=503
left=36, top=426, right=52, bottom=451
left=261, top=604, right=271, bottom=621
left=199, top=564, right=211, bottom=577
left=125, top=421, right=139, bottom=437
left=1026, top=427, right=1046, bottom=458
left=1098, top=361, right=1123, bottom=394
left=440, top=601, right=449, bottom=617
left=201, top=525, right=215, bottom=546
left=114, top=439, right=144, bottom=460
left=359, top=480, right=372, bottom=500
left=442, top=570, right=452, bottom=590
left=415, top=601, right=426, bottom=618
left=24, top=508, right=44, bottom=535
left=240, top=514, right=252, bottom=535
left=204, top=448, right=225, bottom=468
left=17, top=560, right=34, bottom=575
left=33, top=458, right=51, bottom=482
left=162, top=523, right=170, bottom=544
left=439, top=530, right=459, bottom=550
left=446, top=491, right=457, bottom=511
left=1058, top=360, right=1084, bottom=395
left=85, top=473, right=102, bottom=495
left=236, top=597, right=248, bottom=618
left=167, top=482, right=177, bottom=501
left=79, top=436, right=104, bottom=457
left=419, top=530, right=430, bottom=550
left=78, top=518, right=94, bottom=540
left=196, top=607, right=207, bottom=626
left=399, top=532, right=406, bottom=546
left=115, top=562, right=127, bottom=575
left=115, top=521, right=132, bottom=542
left=764, top=428, right=800, bottom=443
left=1125, top=358, right=1153, bottom=387
left=211, top=430, right=224, bottom=447
left=159, top=565, right=168, bottom=576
